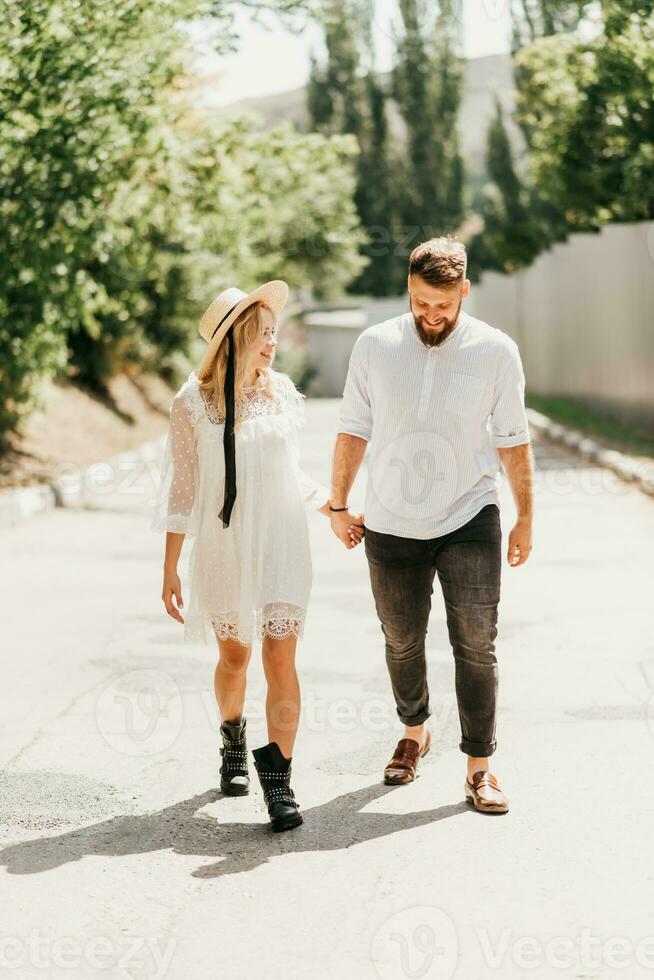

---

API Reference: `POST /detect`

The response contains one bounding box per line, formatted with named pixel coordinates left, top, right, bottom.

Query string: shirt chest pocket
left=445, top=372, right=489, bottom=418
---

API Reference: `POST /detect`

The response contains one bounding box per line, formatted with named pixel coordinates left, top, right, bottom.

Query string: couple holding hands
left=152, top=236, right=533, bottom=832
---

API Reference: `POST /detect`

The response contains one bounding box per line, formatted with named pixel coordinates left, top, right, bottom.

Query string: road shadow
left=0, top=782, right=468, bottom=880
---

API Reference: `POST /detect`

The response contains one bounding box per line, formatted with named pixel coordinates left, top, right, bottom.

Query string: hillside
left=0, top=373, right=176, bottom=491
left=210, top=52, right=524, bottom=177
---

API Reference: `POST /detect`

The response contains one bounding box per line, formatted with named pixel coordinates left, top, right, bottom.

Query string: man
left=329, top=236, right=533, bottom=814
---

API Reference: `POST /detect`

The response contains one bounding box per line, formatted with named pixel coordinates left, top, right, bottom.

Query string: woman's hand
left=330, top=509, right=365, bottom=549
left=162, top=565, right=185, bottom=624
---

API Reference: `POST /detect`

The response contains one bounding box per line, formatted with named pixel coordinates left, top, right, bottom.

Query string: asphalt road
left=1, top=398, right=654, bottom=980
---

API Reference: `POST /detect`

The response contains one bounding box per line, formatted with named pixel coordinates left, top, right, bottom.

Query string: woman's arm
left=162, top=532, right=186, bottom=623
left=152, top=390, right=198, bottom=623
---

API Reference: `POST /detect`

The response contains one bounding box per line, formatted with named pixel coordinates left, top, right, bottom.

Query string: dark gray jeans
left=364, top=503, right=502, bottom=757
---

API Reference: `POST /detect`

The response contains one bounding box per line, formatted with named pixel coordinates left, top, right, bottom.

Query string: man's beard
left=411, top=296, right=463, bottom=348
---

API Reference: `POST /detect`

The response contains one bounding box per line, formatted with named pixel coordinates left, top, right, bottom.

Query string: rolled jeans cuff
left=460, top=736, right=496, bottom=757
left=397, top=706, right=432, bottom=727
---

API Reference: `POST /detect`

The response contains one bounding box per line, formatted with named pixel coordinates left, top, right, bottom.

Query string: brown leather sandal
left=383, top=729, right=431, bottom=785
left=465, top=770, right=509, bottom=813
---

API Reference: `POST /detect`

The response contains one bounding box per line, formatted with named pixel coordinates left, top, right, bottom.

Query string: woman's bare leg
left=261, top=633, right=300, bottom=758
left=214, top=634, right=252, bottom=724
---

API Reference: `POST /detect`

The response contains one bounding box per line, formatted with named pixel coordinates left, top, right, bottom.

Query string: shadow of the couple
left=0, top=780, right=468, bottom=880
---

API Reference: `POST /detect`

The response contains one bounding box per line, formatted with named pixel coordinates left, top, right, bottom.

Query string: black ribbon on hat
left=210, top=301, right=242, bottom=528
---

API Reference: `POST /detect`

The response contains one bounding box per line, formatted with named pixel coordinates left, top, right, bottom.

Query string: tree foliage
left=513, top=1, right=654, bottom=230
left=0, top=0, right=365, bottom=441
left=510, top=0, right=589, bottom=49
left=308, top=0, right=465, bottom=295
left=467, top=99, right=550, bottom=278
left=307, top=0, right=400, bottom=294
left=392, top=0, right=465, bottom=241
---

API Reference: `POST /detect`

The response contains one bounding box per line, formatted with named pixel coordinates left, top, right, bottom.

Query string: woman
left=151, top=281, right=364, bottom=832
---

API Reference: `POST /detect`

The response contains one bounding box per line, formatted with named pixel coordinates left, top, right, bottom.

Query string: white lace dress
left=151, top=368, right=331, bottom=645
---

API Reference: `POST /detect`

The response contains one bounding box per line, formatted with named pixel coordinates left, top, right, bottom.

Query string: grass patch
left=526, top=393, right=654, bottom=459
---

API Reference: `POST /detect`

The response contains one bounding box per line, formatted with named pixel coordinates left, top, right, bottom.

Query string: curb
left=0, top=434, right=165, bottom=530
left=49, top=435, right=164, bottom=510
left=527, top=409, right=654, bottom=497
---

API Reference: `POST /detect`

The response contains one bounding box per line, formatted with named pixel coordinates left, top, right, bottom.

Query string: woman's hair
left=197, top=301, right=275, bottom=429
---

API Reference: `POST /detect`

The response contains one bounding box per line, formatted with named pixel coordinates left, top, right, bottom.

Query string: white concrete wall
left=303, top=310, right=368, bottom=397
left=302, top=222, right=654, bottom=421
left=465, top=221, right=654, bottom=424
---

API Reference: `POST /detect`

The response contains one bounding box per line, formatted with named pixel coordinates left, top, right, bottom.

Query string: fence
left=302, top=221, right=654, bottom=425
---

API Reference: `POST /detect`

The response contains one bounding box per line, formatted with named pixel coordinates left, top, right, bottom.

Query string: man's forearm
left=498, top=443, right=534, bottom=520
left=331, top=433, right=367, bottom=507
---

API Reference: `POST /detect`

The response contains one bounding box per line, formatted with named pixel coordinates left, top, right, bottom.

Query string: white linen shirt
left=338, top=309, right=530, bottom=539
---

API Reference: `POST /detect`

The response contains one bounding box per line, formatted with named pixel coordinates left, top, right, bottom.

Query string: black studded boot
left=252, top=741, right=303, bottom=832
left=219, top=717, right=250, bottom=796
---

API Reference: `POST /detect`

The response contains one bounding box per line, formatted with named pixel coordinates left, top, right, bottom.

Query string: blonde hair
left=197, top=301, right=275, bottom=429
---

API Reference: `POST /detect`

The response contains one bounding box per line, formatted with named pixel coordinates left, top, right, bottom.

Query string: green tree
left=0, top=0, right=199, bottom=434
left=188, top=116, right=367, bottom=298
left=392, top=0, right=465, bottom=248
left=350, top=73, right=406, bottom=295
left=467, top=98, right=559, bottom=279
left=0, top=0, right=366, bottom=443
left=308, top=0, right=408, bottom=295
left=510, top=0, right=588, bottom=49
left=513, top=2, right=654, bottom=229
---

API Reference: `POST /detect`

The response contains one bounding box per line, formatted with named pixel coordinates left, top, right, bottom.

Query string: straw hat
left=198, top=280, right=289, bottom=378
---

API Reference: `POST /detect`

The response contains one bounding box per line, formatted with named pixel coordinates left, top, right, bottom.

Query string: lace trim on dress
left=257, top=602, right=305, bottom=640
left=209, top=603, right=305, bottom=643
left=209, top=613, right=242, bottom=642
left=181, top=370, right=305, bottom=429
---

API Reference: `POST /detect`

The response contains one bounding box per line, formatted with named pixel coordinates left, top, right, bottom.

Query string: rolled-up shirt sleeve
left=338, top=332, right=372, bottom=441
left=490, top=341, right=531, bottom=448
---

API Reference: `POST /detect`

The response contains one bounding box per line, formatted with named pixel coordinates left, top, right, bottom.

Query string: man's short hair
left=408, top=236, right=467, bottom=289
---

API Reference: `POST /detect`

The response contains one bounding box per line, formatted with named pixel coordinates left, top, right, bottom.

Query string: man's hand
left=507, top=517, right=532, bottom=567
left=330, top=510, right=365, bottom=549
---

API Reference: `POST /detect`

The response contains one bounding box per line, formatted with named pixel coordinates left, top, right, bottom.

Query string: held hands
left=507, top=517, right=533, bottom=567
left=162, top=565, right=185, bottom=623
left=329, top=508, right=365, bottom=549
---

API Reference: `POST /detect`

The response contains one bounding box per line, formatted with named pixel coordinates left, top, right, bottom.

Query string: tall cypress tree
left=510, top=0, right=589, bottom=50
left=392, top=0, right=465, bottom=254
left=307, top=0, right=405, bottom=295
left=351, top=72, right=405, bottom=294
left=467, top=97, right=551, bottom=278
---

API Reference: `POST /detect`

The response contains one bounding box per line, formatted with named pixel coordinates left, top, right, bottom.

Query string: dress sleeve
left=150, top=389, right=199, bottom=535
left=279, top=373, right=331, bottom=511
